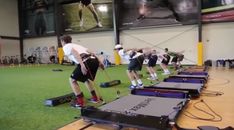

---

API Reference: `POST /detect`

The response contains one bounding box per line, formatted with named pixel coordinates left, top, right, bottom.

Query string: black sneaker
left=70, top=98, right=84, bottom=109
left=129, top=85, right=137, bottom=90
left=70, top=103, right=84, bottom=109
left=88, top=98, right=99, bottom=104
left=136, top=15, right=145, bottom=21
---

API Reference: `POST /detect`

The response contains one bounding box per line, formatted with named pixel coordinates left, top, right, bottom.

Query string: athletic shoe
left=88, top=97, right=99, bottom=104
left=70, top=97, right=84, bottom=109
left=147, top=77, right=157, bottom=81
left=97, top=22, right=103, bottom=27
left=136, top=15, right=145, bottom=21
left=162, top=72, right=170, bottom=75
left=137, top=84, right=144, bottom=89
left=129, top=85, right=137, bottom=90
left=71, top=103, right=84, bottom=109
left=70, top=101, right=84, bottom=109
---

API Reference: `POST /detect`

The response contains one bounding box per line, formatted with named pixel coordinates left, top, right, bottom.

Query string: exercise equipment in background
left=44, top=93, right=75, bottom=106
left=100, top=70, right=121, bottom=88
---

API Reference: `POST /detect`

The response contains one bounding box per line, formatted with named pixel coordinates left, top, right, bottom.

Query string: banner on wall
left=22, top=0, right=55, bottom=37
left=118, top=0, right=199, bottom=30
left=61, top=0, right=113, bottom=33
left=202, top=0, right=234, bottom=23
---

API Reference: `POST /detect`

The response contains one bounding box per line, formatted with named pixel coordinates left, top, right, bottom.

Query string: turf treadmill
left=169, top=75, right=208, bottom=81
left=81, top=95, right=189, bottom=130
left=144, top=82, right=204, bottom=98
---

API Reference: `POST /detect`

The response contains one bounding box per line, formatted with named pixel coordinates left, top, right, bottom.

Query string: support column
left=197, top=0, right=203, bottom=66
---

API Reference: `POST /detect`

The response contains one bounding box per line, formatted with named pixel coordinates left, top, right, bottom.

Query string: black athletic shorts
left=178, top=55, right=184, bottom=62
left=161, top=54, right=170, bottom=65
left=77, top=0, right=91, bottom=6
left=128, top=55, right=144, bottom=71
left=71, top=57, right=99, bottom=82
left=148, top=55, right=158, bottom=67
left=171, top=56, right=178, bottom=63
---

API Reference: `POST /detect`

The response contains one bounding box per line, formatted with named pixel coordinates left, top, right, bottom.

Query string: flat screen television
left=118, top=0, right=199, bottom=30
left=61, top=0, right=113, bottom=33
left=202, top=0, right=234, bottom=23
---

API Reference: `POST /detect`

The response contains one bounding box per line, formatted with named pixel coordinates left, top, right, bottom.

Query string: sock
left=76, top=92, right=84, bottom=105
left=150, top=74, right=155, bottom=78
left=90, top=90, right=97, bottom=100
left=153, top=73, right=158, bottom=78
left=76, top=92, right=84, bottom=98
left=131, top=80, right=137, bottom=86
left=137, top=79, right=143, bottom=85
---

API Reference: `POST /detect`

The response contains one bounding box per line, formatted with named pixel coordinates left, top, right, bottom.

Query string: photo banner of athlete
left=22, top=0, right=55, bottom=37
left=202, top=0, right=234, bottom=23
left=61, top=0, right=113, bottom=33
left=118, top=0, right=199, bottom=30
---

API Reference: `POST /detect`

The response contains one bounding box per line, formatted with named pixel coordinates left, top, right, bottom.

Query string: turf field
left=0, top=64, right=172, bottom=130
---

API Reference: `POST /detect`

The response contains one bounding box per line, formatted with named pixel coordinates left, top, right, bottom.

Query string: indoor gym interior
left=0, top=0, right=234, bottom=130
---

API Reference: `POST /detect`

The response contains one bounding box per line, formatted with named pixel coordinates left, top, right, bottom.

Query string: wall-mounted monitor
left=202, top=0, right=234, bottom=23
left=118, top=0, right=199, bottom=30
left=61, top=0, right=113, bottom=33
left=22, top=0, right=55, bottom=37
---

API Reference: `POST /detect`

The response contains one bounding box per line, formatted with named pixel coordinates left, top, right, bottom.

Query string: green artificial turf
left=0, top=64, right=172, bottom=130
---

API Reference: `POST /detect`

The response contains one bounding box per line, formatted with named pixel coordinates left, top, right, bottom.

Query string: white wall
left=0, top=0, right=19, bottom=37
left=203, top=22, right=234, bottom=61
left=70, top=32, right=115, bottom=62
left=0, top=0, right=20, bottom=58
left=22, top=22, right=234, bottom=65
left=23, top=36, right=58, bottom=55
left=23, top=36, right=58, bottom=63
left=23, top=32, right=115, bottom=62
left=120, top=25, right=198, bottom=64
left=0, top=39, right=20, bottom=57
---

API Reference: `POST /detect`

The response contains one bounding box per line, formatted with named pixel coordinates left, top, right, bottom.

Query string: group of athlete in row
left=60, top=35, right=184, bottom=108
left=114, top=44, right=184, bottom=89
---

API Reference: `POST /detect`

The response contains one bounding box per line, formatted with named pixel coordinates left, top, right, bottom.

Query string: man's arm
left=71, top=48, right=87, bottom=74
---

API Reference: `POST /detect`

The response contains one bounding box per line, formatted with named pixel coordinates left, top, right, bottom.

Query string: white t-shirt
left=157, top=51, right=167, bottom=62
left=118, top=49, right=143, bottom=60
left=63, top=43, right=88, bottom=64
left=118, top=49, right=130, bottom=61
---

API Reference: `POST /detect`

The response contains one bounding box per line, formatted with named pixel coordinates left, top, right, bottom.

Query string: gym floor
left=58, top=67, right=234, bottom=130
left=0, top=64, right=233, bottom=130
left=0, top=64, right=168, bottom=130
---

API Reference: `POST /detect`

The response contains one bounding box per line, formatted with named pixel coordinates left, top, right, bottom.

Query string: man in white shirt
left=60, top=35, right=104, bottom=108
left=114, top=44, right=144, bottom=89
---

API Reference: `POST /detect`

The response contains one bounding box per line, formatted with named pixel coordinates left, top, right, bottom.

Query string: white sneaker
left=137, top=84, right=144, bottom=89
left=80, top=20, right=83, bottom=27
left=147, top=77, right=157, bottom=81
left=162, top=72, right=170, bottom=75
left=97, top=22, right=103, bottom=27
left=129, top=85, right=137, bottom=90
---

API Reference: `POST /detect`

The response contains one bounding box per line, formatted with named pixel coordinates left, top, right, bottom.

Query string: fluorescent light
left=98, top=5, right=108, bottom=12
